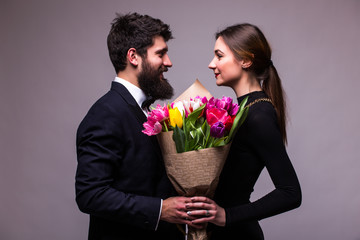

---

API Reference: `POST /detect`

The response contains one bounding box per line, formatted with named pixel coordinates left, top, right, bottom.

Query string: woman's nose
left=208, top=57, right=216, bottom=69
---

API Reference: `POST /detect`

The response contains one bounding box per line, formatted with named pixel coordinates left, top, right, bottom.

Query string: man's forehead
left=149, top=36, right=168, bottom=51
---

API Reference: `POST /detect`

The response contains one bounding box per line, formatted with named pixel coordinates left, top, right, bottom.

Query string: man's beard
left=138, top=59, right=174, bottom=100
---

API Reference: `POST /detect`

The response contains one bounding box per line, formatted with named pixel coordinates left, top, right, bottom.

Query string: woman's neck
left=233, top=74, right=262, bottom=97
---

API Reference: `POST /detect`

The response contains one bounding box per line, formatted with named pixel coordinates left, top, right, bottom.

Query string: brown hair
left=216, top=23, right=287, bottom=143
left=107, top=12, right=173, bottom=73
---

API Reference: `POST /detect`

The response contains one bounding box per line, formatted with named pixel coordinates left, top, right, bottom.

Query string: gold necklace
left=245, top=98, right=273, bottom=108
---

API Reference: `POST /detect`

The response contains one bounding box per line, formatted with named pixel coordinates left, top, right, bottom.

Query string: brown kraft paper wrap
left=157, top=131, right=231, bottom=240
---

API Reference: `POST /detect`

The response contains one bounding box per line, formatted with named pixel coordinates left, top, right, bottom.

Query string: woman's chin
left=216, top=81, right=226, bottom=87
left=216, top=79, right=225, bottom=86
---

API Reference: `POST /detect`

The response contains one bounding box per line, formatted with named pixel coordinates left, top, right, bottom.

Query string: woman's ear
left=241, top=60, right=252, bottom=69
left=127, top=48, right=140, bottom=66
left=241, top=53, right=254, bottom=69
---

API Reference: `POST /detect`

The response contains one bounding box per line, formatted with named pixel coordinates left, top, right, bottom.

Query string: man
left=75, top=13, right=196, bottom=240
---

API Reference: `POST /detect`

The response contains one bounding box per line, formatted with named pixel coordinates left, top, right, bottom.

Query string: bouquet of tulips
left=142, top=95, right=248, bottom=152
left=142, top=80, right=248, bottom=240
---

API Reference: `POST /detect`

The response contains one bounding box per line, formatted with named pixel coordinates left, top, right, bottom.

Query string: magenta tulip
left=148, top=104, right=169, bottom=122
left=206, top=108, right=229, bottom=126
left=142, top=120, right=162, bottom=136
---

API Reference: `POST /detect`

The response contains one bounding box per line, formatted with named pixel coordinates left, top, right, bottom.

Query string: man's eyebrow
left=155, top=47, right=168, bottom=54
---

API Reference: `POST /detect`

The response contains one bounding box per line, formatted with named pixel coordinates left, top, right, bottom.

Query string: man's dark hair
left=107, top=12, right=173, bottom=73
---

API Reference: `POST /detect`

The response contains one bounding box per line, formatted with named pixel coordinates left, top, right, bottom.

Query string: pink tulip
left=142, top=120, right=162, bottom=136
left=206, top=97, right=216, bottom=111
left=206, top=108, right=229, bottom=127
left=218, top=96, right=233, bottom=111
left=206, top=96, right=239, bottom=116
left=192, top=96, right=208, bottom=104
left=229, top=103, right=239, bottom=116
left=148, top=104, right=169, bottom=122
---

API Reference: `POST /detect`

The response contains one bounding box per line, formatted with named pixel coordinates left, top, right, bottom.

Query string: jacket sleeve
left=75, top=103, right=161, bottom=231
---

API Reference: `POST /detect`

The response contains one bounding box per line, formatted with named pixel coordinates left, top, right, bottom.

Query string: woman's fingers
left=190, top=196, right=214, bottom=203
left=184, top=196, right=226, bottom=227
left=185, top=197, right=215, bottom=211
left=187, top=209, right=215, bottom=225
left=187, top=209, right=214, bottom=217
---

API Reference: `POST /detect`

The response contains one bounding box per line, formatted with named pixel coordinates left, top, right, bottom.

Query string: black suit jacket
left=76, top=82, right=182, bottom=240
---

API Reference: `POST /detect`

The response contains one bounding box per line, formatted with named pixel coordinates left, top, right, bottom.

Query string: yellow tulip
left=169, top=107, right=183, bottom=128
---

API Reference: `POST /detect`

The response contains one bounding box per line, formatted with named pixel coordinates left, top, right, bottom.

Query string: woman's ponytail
left=263, top=64, right=287, bottom=144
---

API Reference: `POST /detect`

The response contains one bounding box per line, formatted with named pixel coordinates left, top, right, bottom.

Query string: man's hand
left=161, top=196, right=205, bottom=229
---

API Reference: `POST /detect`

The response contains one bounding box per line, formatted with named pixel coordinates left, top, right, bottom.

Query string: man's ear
left=127, top=48, right=140, bottom=66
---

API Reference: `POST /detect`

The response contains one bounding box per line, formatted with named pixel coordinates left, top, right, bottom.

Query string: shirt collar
left=113, top=77, right=147, bottom=109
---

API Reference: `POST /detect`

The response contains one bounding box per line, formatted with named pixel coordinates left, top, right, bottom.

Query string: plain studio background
left=1, top=0, right=359, bottom=239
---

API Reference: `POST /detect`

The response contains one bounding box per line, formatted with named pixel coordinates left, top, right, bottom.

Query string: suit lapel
left=111, top=82, right=147, bottom=124
left=111, top=82, right=163, bottom=159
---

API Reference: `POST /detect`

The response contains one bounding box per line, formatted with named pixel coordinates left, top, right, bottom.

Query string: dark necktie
left=141, top=96, right=155, bottom=111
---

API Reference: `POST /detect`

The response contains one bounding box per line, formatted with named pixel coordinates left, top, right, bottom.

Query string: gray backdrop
left=1, top=0, right=359, bottom=239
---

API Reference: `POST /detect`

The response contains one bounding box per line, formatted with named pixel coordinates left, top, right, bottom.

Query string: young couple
left=75, top=12, right=301, bottom=240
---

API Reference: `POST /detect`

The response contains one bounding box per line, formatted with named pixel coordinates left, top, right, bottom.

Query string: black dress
left=209, top=91, right=302, bottom=240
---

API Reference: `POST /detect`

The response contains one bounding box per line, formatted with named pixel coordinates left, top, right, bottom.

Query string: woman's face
left=208, top=37, right=243, bottom=87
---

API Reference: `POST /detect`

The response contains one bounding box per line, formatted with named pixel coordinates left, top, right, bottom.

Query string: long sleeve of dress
left=213, top=92, right=302, bottom=228
left=225, top=107, right=302, bottom=225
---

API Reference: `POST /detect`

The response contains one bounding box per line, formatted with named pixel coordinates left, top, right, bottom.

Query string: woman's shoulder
left=243, top=97, right=281, bottom=144
left=239, top=91, right=277, bottom=123
left=248, top=101, right=277, bottom=126
left=242, top=92, right=278, bottom=129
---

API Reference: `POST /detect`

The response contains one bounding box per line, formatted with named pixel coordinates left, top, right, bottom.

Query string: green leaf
left=185, top=104, right=206, bottom=126
left=173, top=126, right=185, bottom=153
left=213, top=138, right=227, bottom=147
left=188, top=121, right=197, bottom=132
left=201, top=121, right=211, bottom=148
left=225, top=97, right=249, bottom=144
left=181, top=110, right=190, bottom=152
left=207, top=137, right=215, bottom=148
left=239, top=107, right=249, bottom=126
left=182, top=105, right=207, bottom=151
left=239, top=96, right=248, bottom=109
left=188, top=128, right=202, bottom=151
left=194, top=117, right=204, bottom=129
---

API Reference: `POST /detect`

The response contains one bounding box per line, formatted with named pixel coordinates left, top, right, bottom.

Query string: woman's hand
left=185, top=196, right=226, bottom=227
left=161, top=196, right=205, bottom=229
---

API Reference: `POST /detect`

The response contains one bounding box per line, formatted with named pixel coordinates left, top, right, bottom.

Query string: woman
left=186, top=23, right=302, bottom=239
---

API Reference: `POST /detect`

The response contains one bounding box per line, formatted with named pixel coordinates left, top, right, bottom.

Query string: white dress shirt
left=113, top=77, right=147, bottom=113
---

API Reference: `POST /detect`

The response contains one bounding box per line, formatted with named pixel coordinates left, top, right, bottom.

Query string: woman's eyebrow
left=215, top=49, right=224, bottom=54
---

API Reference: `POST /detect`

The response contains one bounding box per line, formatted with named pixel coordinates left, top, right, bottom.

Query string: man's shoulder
left=76, top=91, right=133, bottom=137
left=79, top=89, right=128, bottom=123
